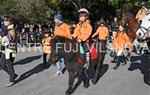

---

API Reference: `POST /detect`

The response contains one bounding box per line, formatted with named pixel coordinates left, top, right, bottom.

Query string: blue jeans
left=56, top=60, right=62, bottom=72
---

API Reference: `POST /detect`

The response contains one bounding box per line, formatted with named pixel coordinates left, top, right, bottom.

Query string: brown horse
left=50, top=36, right=105, bottom=95
left=120, top=10, right=139, bottom=43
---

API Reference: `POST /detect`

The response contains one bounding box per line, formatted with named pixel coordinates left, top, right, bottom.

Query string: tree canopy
left=0, top=0, right=149, bottom=24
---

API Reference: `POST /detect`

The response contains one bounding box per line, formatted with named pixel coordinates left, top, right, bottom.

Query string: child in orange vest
left=42, top=29, right=52, bottom=67
left=92, top=19, right=109, bottom=52
left=53, top=13, right=72, bottom=76
left=112, top=25, right=132, bottom=70
left=72, top=8, right=92, bottom=69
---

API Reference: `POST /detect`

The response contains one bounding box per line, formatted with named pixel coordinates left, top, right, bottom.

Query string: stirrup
left=84, top=62, right=90, bottom=69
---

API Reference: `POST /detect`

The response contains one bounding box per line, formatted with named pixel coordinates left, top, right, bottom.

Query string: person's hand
left=92, top=35, right=94, bottom=38
left=71, top=34, right=75, bottom=38
left=77, top=39, right=81, bottom=43
left=0, top=36, right=2, bottom=43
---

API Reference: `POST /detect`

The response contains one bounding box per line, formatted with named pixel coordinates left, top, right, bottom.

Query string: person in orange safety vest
left=92, top=19, right=109, bottom=51
left=72, top=8, right=92, bottom=69
left=53, top=13, right=72, bottom=76
left=53, top=14, right=71, bottom=39
left=112, top=25, right=132, bottom=70
left=42, top=29, right=52, bottom=67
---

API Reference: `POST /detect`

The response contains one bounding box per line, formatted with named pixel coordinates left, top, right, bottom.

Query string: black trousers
left=0, top=53, right=16, bottom=82
left=98, top=40, right=107, bottom=52
left=43, top=53, right=51, bottom=65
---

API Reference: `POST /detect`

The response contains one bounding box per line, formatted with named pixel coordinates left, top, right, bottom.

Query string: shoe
left=111, top=60, right=116, bottom=63
left=83, top=63, right=89, bottom=69
left=13, top=74, right=18, bottom=80
left=54, top=71, right=62, bottom=76
left=59, top=72, right=63, bottom=76
left=121, top=61, right=127, bottom=66
left=113, top=65, right=118, bottom=70
left=113, top=56, right=121, bottom=70
left=5, top=82, right=15, bottom=87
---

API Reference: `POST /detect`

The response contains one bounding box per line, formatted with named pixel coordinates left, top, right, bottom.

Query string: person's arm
left=42, top=38, right=45, bottom=44
left=65, top=24, right=72, bottom=39
left=8, top=29, right=16, bottom=41
left=92, top=27, right=99, bottom=38
left=136, top=10, right=141, bottom=21
left=72, top=24, right=79, bottom=39
left=53, top=28, right=57, bottom=37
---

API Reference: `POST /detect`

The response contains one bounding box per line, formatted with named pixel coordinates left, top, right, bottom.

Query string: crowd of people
left=0, top=1, right=149, bottom=87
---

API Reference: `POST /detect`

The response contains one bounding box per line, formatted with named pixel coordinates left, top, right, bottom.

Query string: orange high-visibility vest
left=113, top=31, right=131, bottom=52
left=54, top=22, right=71, bottom=39
left=72, top=20, right=92, bottom=42
left=93, top=26, right=109, bottom=40
left=43, top=36, right=51, bottom=54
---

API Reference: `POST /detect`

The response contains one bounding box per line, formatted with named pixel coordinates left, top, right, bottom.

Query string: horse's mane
left=123, top=11, right=136, bottom=21
left=121, top=10, right=139, bottom=42
left=51, top=36, right=76, bottom=47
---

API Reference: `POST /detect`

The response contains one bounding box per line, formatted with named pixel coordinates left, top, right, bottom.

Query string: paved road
left=0, top=49, right=149, bottom=95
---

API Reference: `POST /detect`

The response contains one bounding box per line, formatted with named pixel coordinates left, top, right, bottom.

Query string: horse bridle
left=138, top=26, right=150, bottom=39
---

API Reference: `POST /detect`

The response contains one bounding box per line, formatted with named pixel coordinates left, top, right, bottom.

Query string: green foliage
left=0, top=0, right=52, bottom=24
left=0, top=0, right=149, bottom=24
left=108, top=0, right=119, bottom=7
left=148, top=0, right=150, bottom=7
left=17, top=0, right=50, bottom=23
left=0, top=0, right=17, bottom=16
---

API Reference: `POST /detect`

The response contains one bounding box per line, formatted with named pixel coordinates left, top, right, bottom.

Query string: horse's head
left=50, top=36, right=65, bottom=64
left=136, top=11, right=150, bottom=41
left=120, top=10, right=129, bottom=25
left=120, top=10, right=139, bottom=42
left=120, top=10, right=137, bottom=25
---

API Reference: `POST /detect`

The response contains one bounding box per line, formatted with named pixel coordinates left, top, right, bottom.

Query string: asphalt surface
left=0, top=48, right=149, bottom=95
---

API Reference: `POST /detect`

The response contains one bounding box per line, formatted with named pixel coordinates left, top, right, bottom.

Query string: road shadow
left=97, top=64, right=109, bottom=80
left=86, top=64, right=109, bottom=79
left=14, top=55, right=42, bottom=65
left=14, top=63, right=50, bottom=85
left=70, top=64, right=109, bottom=94
left=128, top=54, right=150, bottom=86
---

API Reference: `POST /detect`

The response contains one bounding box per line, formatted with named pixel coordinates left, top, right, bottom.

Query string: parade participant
left=112, top=25, right=132, bottom=70
left=72, top=8, right=92, bottom=69
left=53, top=14, right=72, bottom=39
left=42, top=29, right=51, bottom=67
left=92, top=19, right=109, bottom=52
left=111, top=17, right=119, bottom=39
left=136, top=2, right=148, bottom=23
left=0, top=16, right=18, bottom=86
left=53, top=13, right=71, bottom=76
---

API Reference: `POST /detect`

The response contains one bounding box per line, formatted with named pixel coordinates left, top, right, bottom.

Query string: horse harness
left=139, top=26, right=150, bottom=39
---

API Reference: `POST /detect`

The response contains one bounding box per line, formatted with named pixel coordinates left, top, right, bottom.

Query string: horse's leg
left=65, top=70, right=75, bottom=95
left=92, top=53, right=105, bottom=84
left=147, top=41, right=150, bottom=53
left=78, top=69, right=90, bottom=88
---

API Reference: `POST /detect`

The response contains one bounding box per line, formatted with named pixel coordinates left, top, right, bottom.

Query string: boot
left=43, top=53, right=47, bottom=67
left=111, top=56, right=117, bottom=63
left=84, top=52, right=90, bottom=69
left=113, top=56, right=121, bottom=70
